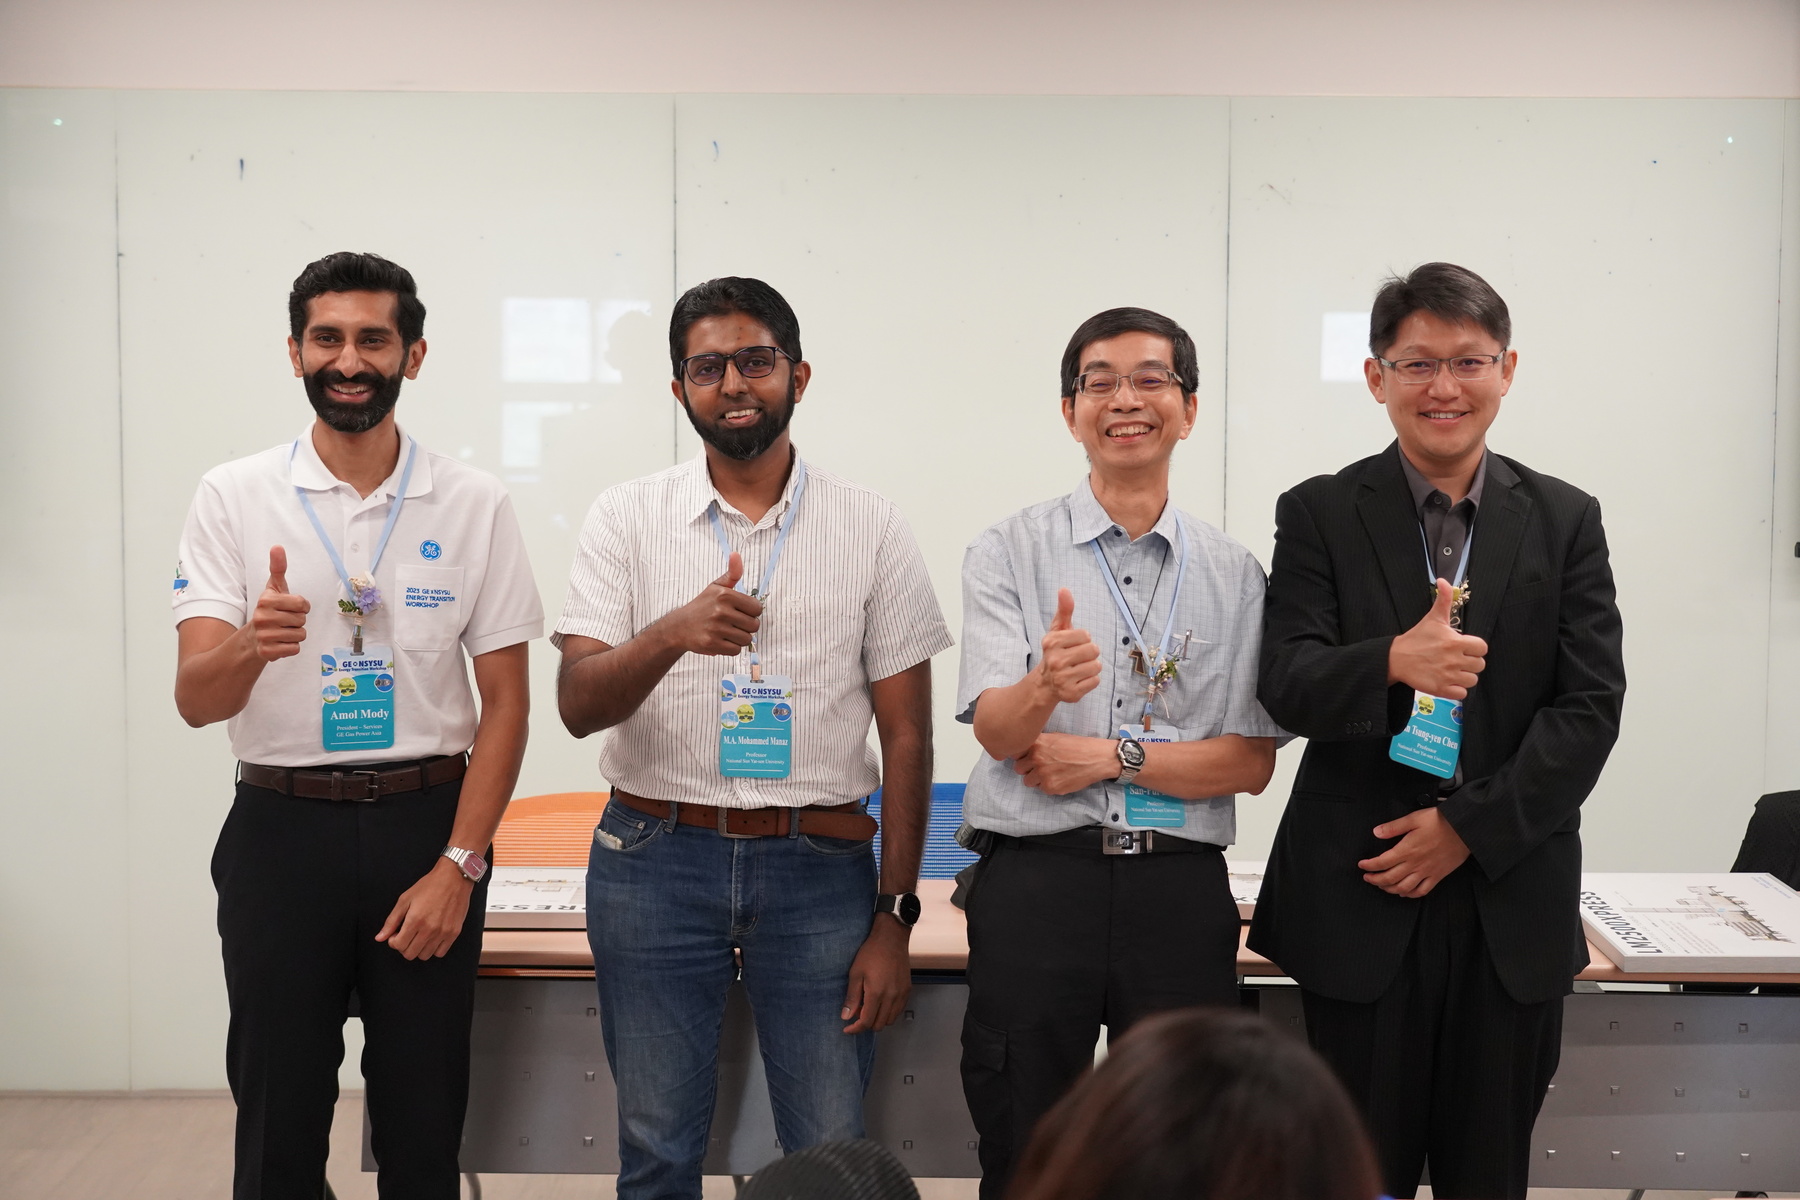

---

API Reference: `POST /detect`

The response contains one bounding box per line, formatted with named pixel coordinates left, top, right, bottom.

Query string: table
left=392, top=879, right=1800, bottom=1190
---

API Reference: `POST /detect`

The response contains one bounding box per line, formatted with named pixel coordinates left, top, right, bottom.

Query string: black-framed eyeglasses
left=1075, top=368, right=1185, bottom=398
left=679, top=346, right=793, bottom=387
left=1376, top=354, right=1506, bottom=383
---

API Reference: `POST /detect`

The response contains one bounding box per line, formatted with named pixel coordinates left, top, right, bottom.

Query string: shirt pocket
left=394, top=566, right=466, bottom=652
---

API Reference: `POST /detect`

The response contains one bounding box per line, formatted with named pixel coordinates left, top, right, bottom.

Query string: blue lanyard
left=291, top=435, right=419, bottom=605
left=707, top=460, right=808, bottom=672
left=1087, top=515, right=1189, bottom=727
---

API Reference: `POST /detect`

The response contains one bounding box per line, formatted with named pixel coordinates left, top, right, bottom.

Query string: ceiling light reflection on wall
left=1319, top=312, right=1370, bottom=383
left=503, top=298, right=593, bottom=383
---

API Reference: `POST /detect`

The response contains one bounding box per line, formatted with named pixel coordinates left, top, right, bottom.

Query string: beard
left=304, top=366, right=405, bottom=434
left=680, top=377, right=797, bottom=461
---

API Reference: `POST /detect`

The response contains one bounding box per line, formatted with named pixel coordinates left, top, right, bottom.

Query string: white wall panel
left=672, top=95, right=1231, bottom=786
left=0, top=91, right=131, bottom=1088
left=1224, top=99, right=1788, bottom=868
left=114, top=92, right=675, bottom=1085
left=2, top=88, right=1795, bottom=1089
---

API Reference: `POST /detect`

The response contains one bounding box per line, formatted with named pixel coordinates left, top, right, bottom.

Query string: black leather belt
left=238, top=753, right=468, bottom=801
left=1008, top=827, right=1220, bottom=857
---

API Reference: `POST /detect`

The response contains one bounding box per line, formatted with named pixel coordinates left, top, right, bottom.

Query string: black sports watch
left=876, top=892, right=922, bottom=927
left=1116, top=736, right=1147, bottom=785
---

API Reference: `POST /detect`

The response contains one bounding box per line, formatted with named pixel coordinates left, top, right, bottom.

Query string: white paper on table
left=1227, top=859, right=1265, bottom=919
left=484, top=866, right=586, bottom=929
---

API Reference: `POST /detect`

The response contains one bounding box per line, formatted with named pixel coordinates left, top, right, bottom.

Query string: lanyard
left=1087, top=516, right=1189, bottom=728
left=1418, top=522, right=1474, bottom=589
left=707, top=460, right=809, bottom=675
left=291, top=435, right=419, bottom=606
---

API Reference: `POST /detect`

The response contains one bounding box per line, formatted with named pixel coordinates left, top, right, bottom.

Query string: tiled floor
left=0, top=1091, right=1791, bottom=1200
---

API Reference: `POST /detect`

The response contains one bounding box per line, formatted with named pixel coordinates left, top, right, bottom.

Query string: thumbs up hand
left=249, top=545, right=311, bottom=661
left=1387, top=577, right=1488, bottom=700
left=664, top=551, right=764, bottom=656
left=1037, top=587, right=1102, bottom=705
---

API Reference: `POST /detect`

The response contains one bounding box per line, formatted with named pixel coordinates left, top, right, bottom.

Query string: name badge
left=321, top=646, right=397, bottom=752
left=1119, top=726, right=1185, bottom=827
left=720, top=674, right=794, bottom=778
left=1388, top=691, right=1462, bottom=779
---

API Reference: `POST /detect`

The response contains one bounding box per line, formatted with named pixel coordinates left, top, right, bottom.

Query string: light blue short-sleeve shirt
left=956, top=478, right=1289, bottom=845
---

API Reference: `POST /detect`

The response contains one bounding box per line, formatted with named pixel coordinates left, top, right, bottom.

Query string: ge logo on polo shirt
left=419, top=539, right=443, bottom=560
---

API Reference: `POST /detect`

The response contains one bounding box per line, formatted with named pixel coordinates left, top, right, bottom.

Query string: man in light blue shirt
left=955, top=306, right=1286, bottom=1199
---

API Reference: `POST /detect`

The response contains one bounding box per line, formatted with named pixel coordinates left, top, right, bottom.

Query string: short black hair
left=1060, top=307, right=1199, bottom=399
left=669, top=277, right=802, bottom=378
left=288, top=252, right=426, bottom=346
left=1369, top=262, right=1510, bottom=357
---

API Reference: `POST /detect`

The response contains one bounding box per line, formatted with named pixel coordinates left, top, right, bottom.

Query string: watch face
left=898, top=893, right=923, bottom=926
left=1120, top=740, right=1146, bottom=768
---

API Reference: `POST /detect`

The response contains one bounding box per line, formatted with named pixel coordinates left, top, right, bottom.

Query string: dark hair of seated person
left=1005, top=1008, right=1382, bottom=1200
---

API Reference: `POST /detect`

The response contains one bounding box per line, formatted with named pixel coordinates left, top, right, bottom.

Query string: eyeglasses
left=1075, top=368, right=1185, bottom=398
left=1376, top=354, right=1506, bottom=383
left=680, top=346, right=792, bottom=387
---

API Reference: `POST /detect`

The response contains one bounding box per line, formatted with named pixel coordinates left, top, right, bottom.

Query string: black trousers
left=1301, top=868, right=1564, bottom=1200
left=959, top=835, right=1241, bottom=1200
left=212, top=774, right=488, bottom=1200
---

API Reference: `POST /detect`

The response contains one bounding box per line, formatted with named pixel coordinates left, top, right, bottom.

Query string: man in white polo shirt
left=556, top=276, right=952, bottom=1199
left=173, top=252, right=542, bottom=1200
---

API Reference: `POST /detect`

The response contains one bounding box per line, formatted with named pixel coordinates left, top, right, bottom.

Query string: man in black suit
left=1248, top=262, right=1626, bottom=1199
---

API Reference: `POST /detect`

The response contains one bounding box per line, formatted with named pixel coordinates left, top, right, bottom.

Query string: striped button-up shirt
left=956, top=478, right=1288, bottom=844
left=554, top=450, right=953, bottom=808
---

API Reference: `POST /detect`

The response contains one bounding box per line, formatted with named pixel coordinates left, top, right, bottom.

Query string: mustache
left=314, top=368, right=387, bottom=390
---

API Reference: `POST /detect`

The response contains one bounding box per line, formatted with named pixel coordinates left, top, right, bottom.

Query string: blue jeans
left=587, top=800, right=879, bottom=1200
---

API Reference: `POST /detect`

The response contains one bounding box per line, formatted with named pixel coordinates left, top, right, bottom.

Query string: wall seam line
left=1764, top=98, right=1792, bottom=796
left=1221, top=96, right=1234, bottom=535
left=111, top=89, right=134, bottom=1091
left=671, top=95, right=680, bottom=469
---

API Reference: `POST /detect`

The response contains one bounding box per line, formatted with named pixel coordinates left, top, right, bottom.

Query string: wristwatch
left=876, top=892, right=922, bottom=927
left=1116, top=736, right=1146, bottom=785
left=441, top=846, right=490, bottom=883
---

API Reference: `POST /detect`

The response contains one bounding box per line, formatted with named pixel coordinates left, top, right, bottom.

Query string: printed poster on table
left=1579, top=872, right=1800, bottom=973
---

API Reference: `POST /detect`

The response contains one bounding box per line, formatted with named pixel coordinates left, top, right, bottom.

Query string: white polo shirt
left=174, top=423, right=544, bottom=767
left=553, top=450, right=953, bottom=809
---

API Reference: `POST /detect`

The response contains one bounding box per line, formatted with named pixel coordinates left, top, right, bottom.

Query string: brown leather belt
left=239, top=753, right=469, bottom=802
left=611, top=788, right=877, bottom=842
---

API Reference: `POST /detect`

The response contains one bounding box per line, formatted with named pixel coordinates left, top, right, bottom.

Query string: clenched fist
left=250, top=545, right=310, bottom=661
left=1036, top=588, right=1101, bottom=704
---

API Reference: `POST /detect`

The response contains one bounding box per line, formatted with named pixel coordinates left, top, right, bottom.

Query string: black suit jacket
left=1246, top=443, right=1626, bottom=1005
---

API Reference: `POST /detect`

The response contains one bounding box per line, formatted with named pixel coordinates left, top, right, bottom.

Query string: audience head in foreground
left=740, top=1139, right=919, bottom=1200
left=1005, top=1008, right=1382, bottom=1200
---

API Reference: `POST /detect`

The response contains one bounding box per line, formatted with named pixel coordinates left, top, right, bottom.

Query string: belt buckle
left=1103, top=829, right=1152, bottom=856
left=716, top=807, right=758, bottom=839
left=349, top=770, right=383, bottom=802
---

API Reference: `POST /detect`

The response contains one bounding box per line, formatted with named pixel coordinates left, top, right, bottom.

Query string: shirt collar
left=1398, top=447, right=1488, bottom=516
left=288, top=423, right=433, bottom=500
left=1067, top=475, right=1183, bottom=547
left=680, top=446, right=807, bottom=528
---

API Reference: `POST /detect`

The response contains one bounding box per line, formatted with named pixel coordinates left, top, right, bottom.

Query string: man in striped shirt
left=955, top=307, right=1286, bottom=1198
left=555, top=277, right=952, bottom=1200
